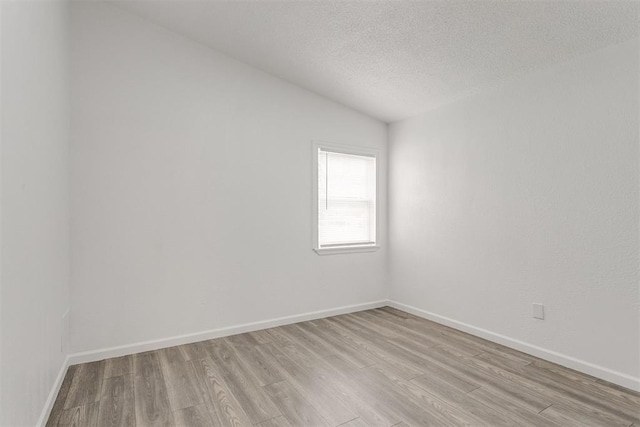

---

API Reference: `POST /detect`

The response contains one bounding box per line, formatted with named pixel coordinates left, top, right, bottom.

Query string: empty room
left=1, top=0, right=639, bottom=426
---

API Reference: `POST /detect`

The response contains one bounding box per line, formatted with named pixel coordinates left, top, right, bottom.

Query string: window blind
left=318, top=149, right=376, bottom=247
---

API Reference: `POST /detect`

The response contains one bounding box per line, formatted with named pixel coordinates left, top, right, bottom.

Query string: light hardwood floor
left=47, top=307, right=640, bottom=426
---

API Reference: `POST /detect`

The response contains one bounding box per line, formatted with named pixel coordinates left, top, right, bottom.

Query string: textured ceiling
left=113, top=0, right=639, bottom=123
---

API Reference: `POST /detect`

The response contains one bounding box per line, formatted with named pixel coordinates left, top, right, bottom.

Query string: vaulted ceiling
left=114, top=1, right=639, bottom=123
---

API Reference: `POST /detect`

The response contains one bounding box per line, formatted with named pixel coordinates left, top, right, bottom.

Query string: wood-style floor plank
left=97, top=374, right=135, bottom=427
left=406, top=343, right=555, bottom=414
left=64, top=361, right=105, bottom=409
left=323, top=316, right=424, bottom=380
left=540, top=403, right=632, bottom=427
left=253, top=415, right=292, bottom=427
left=351, top=363, right=468, bottom=426
left=337, top=418, right=369, bottom=427
left=179, top=341, right=209, bottom=361
left=410, top=370, right=518, bottom=426
left=466, top=347, right=638, bottom=425
left=133, top=352, right=174, bottom=426
left=361, top=309, right=481, bottom=357
left=206, top=340, right=281, bottom=424
left=321, top=355, right=404, bottom=427
left=521, top=360, right=640, bottom=423
left=263, top=380, right=331, bottom=427
left=223, top=336, right=283, bottom=386
left=173, top=404, right=214, bottom=427
left=277, top=323, right=335, bottom=358
left=362, top=364, right=479, bottom=426
left=264, top=327, right=294, bottom=347
left=191, top=357, right=253, bottom=427
left=104, top=356, right=133, bottom=379
left=301, top=320, right=376, bottom=368
left=256, top=342, right=358, bottom=426
left=47, top=307, right=640, bottom=427
left=158, top=346, right=189, bottom=365
left=159, top=354, right=203, bottom=411
left=467, top=386, right=560, bottom=427
left=58, top=402, right=100, bottom=426
left=247, top=329, right=274, bottom=345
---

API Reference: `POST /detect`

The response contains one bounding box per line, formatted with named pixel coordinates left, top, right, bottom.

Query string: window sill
left=313, top=245, right=380, bottom=256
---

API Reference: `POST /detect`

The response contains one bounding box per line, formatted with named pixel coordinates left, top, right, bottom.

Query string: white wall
left=0, top=1, right=70, bottom=425
left=70, top=2, right=387, bottom=354
left=389, top=38, right=639, bottom=386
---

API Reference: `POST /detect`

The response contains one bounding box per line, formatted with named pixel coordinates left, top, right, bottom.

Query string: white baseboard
left=387, top=300, right=640, bottom=393
left=36, top=355, right=70, bottom=427
left=39, top=300, right=384, bottom=425
left=46, top=296, right=637, bottom=425
left=67, top=300, right=387, bottom=365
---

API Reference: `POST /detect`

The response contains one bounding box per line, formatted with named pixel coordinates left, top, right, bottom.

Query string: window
left=312, top=142, right=379, bottom=255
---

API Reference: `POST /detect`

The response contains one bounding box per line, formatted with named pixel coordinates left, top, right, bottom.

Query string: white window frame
left=312, top=141, right=380, bottom=256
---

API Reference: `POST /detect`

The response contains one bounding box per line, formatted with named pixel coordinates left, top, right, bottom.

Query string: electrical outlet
left=61, top=310, right=69, bottom=353
left=532, top=303, right=544, bottom=320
